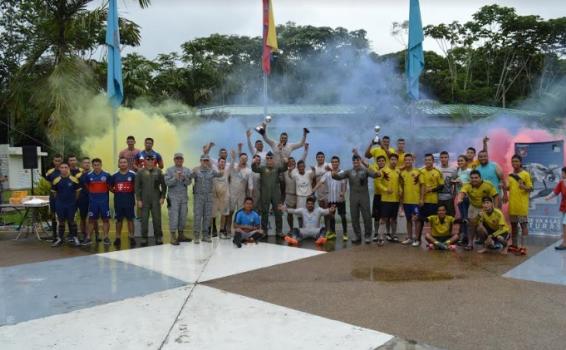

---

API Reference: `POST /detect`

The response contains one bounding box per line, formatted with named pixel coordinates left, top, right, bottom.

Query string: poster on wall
left=515, top=140, right=563, bottom=235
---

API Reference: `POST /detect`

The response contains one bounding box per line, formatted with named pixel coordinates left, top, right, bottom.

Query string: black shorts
left=432, top=235, right=451, bottom=243
left=329, top=202, right=346, bottom=216
left=419, top=203, right=438, bottom=220
left=380, top=202, right=400, bottom=219
left=372, top=195, right=382, bottom=219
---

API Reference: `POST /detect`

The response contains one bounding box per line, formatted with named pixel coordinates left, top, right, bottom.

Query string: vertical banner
left=515, top=141, right=564, bottom=235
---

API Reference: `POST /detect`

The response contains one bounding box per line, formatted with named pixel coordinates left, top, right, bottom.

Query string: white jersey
left=314, top=163, right=330, bottom=200
left=292, top=168, right=314, bottom=197
left=322, top=171, right=348, bottom=203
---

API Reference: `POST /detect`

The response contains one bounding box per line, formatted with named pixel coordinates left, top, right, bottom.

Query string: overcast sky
left=98, top=0, right=565, bottom=59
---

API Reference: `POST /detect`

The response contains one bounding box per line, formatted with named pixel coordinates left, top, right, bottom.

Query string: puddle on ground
left=351, top=266, right=464, bottom=282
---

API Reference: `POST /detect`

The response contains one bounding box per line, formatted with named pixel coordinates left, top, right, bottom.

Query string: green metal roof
left=188, top=103, right=545, bottom=118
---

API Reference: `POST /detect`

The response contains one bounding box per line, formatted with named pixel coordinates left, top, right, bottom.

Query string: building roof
left=187, top=103, right=545, bottom=119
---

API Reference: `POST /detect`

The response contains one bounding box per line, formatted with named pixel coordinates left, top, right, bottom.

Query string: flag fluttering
left=262, top=0, right=278, bottom=75
left=106, top=0, right=124, bottom=107
left=406, top=0, right=425, bottom=100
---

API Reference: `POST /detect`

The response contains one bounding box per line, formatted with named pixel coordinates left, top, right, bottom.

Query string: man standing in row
left=50, top=163, right=81, bottom=247
left=136, top=154, right=167, bottom=246
left=332, top=155, right=378, bottom=244
left=112, top=157, right=137, bottom=247
left=83, top=158, right=111, bottom=246
left=119, top=135, right=140, bottom=171
left=45, top=154, right=63, bottom=241
left=137, top=137, right=164, bottom=170
left=165, top=153, right=192, bottom=245
left=252, top=151, right=287, bottom=238
left=191, top=155, right=223, bottom=243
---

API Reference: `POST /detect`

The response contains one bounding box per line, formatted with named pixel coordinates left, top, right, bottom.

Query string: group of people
left=44, top=125, right=566, bottom=253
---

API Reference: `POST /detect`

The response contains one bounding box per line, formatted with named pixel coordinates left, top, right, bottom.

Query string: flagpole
left=112, top=106, right=117, bottom=169
left=263, top=73, right=268, bottom=116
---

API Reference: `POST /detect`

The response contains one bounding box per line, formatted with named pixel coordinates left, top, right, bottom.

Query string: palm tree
left=5, top=0, right=150, bottom=153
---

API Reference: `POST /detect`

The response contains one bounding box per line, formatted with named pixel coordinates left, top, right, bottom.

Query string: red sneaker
left=315, top=237, right=327, bottom=245
left=284, top=236, right=298, bottom=245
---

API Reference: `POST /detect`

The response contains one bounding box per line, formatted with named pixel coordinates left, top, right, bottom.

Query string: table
left=0, top=201, right=52, bottom=241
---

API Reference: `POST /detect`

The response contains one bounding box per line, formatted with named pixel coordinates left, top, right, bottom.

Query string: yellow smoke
left=82, top=105, right=181, bottom=170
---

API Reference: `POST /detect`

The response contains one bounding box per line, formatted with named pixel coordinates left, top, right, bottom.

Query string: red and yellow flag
left=262, top=0, right=278, bottom=75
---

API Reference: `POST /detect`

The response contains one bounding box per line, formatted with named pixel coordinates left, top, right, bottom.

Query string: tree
left=0, top=0, right=150, bottom=152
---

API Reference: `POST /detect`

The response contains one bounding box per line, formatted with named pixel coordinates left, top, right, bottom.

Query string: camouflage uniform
left=252, top=162, right=287, bottom=235
left=190, top=166, right=222, bottom=240
left=135, top=167, right=167, bottom=241
left=332, top=167, right=378, bottom=241
left=164, top=166, right=192, bottom=239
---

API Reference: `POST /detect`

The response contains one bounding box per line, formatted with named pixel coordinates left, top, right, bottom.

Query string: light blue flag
left=406, top=0, right=425, bottom=100
left=106, top=0, right=123, bottom=107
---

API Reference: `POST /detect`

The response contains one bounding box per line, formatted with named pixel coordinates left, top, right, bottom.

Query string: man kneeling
left=477, top=197, right=510, bottom=254
left=424, top=205, right=459, bottom=250
left=279, top=197, right=335, bottom=245
left=233, top=197, right=264, bottom=248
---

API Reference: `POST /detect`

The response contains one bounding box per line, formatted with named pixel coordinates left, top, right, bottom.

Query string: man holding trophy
left=365, top=126, right=396, bottom=167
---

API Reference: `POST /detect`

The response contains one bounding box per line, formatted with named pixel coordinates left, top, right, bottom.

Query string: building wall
left=0, top=145, right=45, bottom=190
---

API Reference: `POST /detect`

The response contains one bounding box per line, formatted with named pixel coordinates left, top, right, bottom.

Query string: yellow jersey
left=419, top=167, right=444, bottom=204
left=377, top=167, right=401, bottom=203
left=508, top=170, right=532, bottom=217
left=400, top=168, right=421, bottom=205
left=467, top=159, right=480, bottom=169
left=369, top=163, right=384, bottom=195
left=427, top=215, right=455, bottom=237
left=370, top=146, right=396, bottom=167
left=461, top=181, right=497, bottom=208
left=479, top=208, right=509, bottom=235
left=396, top=152, right=406, bottom=170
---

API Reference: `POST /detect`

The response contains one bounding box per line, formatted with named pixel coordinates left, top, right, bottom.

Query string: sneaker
left=342, top=233, right=349, bottom=242
left=103, top=237, right=111, bottom=246
left=51, top=238, right=63, bottom=247
left=326, top=232, right=336, bottom=240
left=251, top=232, right=263, bottom=243
left=212, top=232, right=218, bottom=238
left=202, top=236, right=212, bottom=243
left=555, top=245, right=566, bottom=251
left=170, top=239, right=179, bottom=246
left=233, top=234, right=242, bottom=248
left=113, top=238, right=121, bottom=247
left=81, top=238, right=92, bottom=246
left=284, top=235, right=298, bottom=245
left=508, top=245, right=519, bottom=253
left=72, top=237, right=80, bottom=247
left=315, top=237, right=327, bottom=245
left=155, top=238, right=163, bottom=245
left=351, top=238, right=362, bottom=244
left=66, top=236, right=75, bottom=243
left=129, top=237, right=137, bottom=247
left=386, top=234, right=394, bottom=242
left=401, top=238, right=413, bottom=245
left=436, top=242, right=447, bottom=250
left=411, top=240, right=421, bottom=247
left=141, top=239, right=149, bottom=247
left=365, top=238, right=372, bottom=244
left=372, top=236, right=379, bottom=242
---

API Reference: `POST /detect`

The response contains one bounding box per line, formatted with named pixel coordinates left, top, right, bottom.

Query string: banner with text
left=515, top=140, right=563, bottom=235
